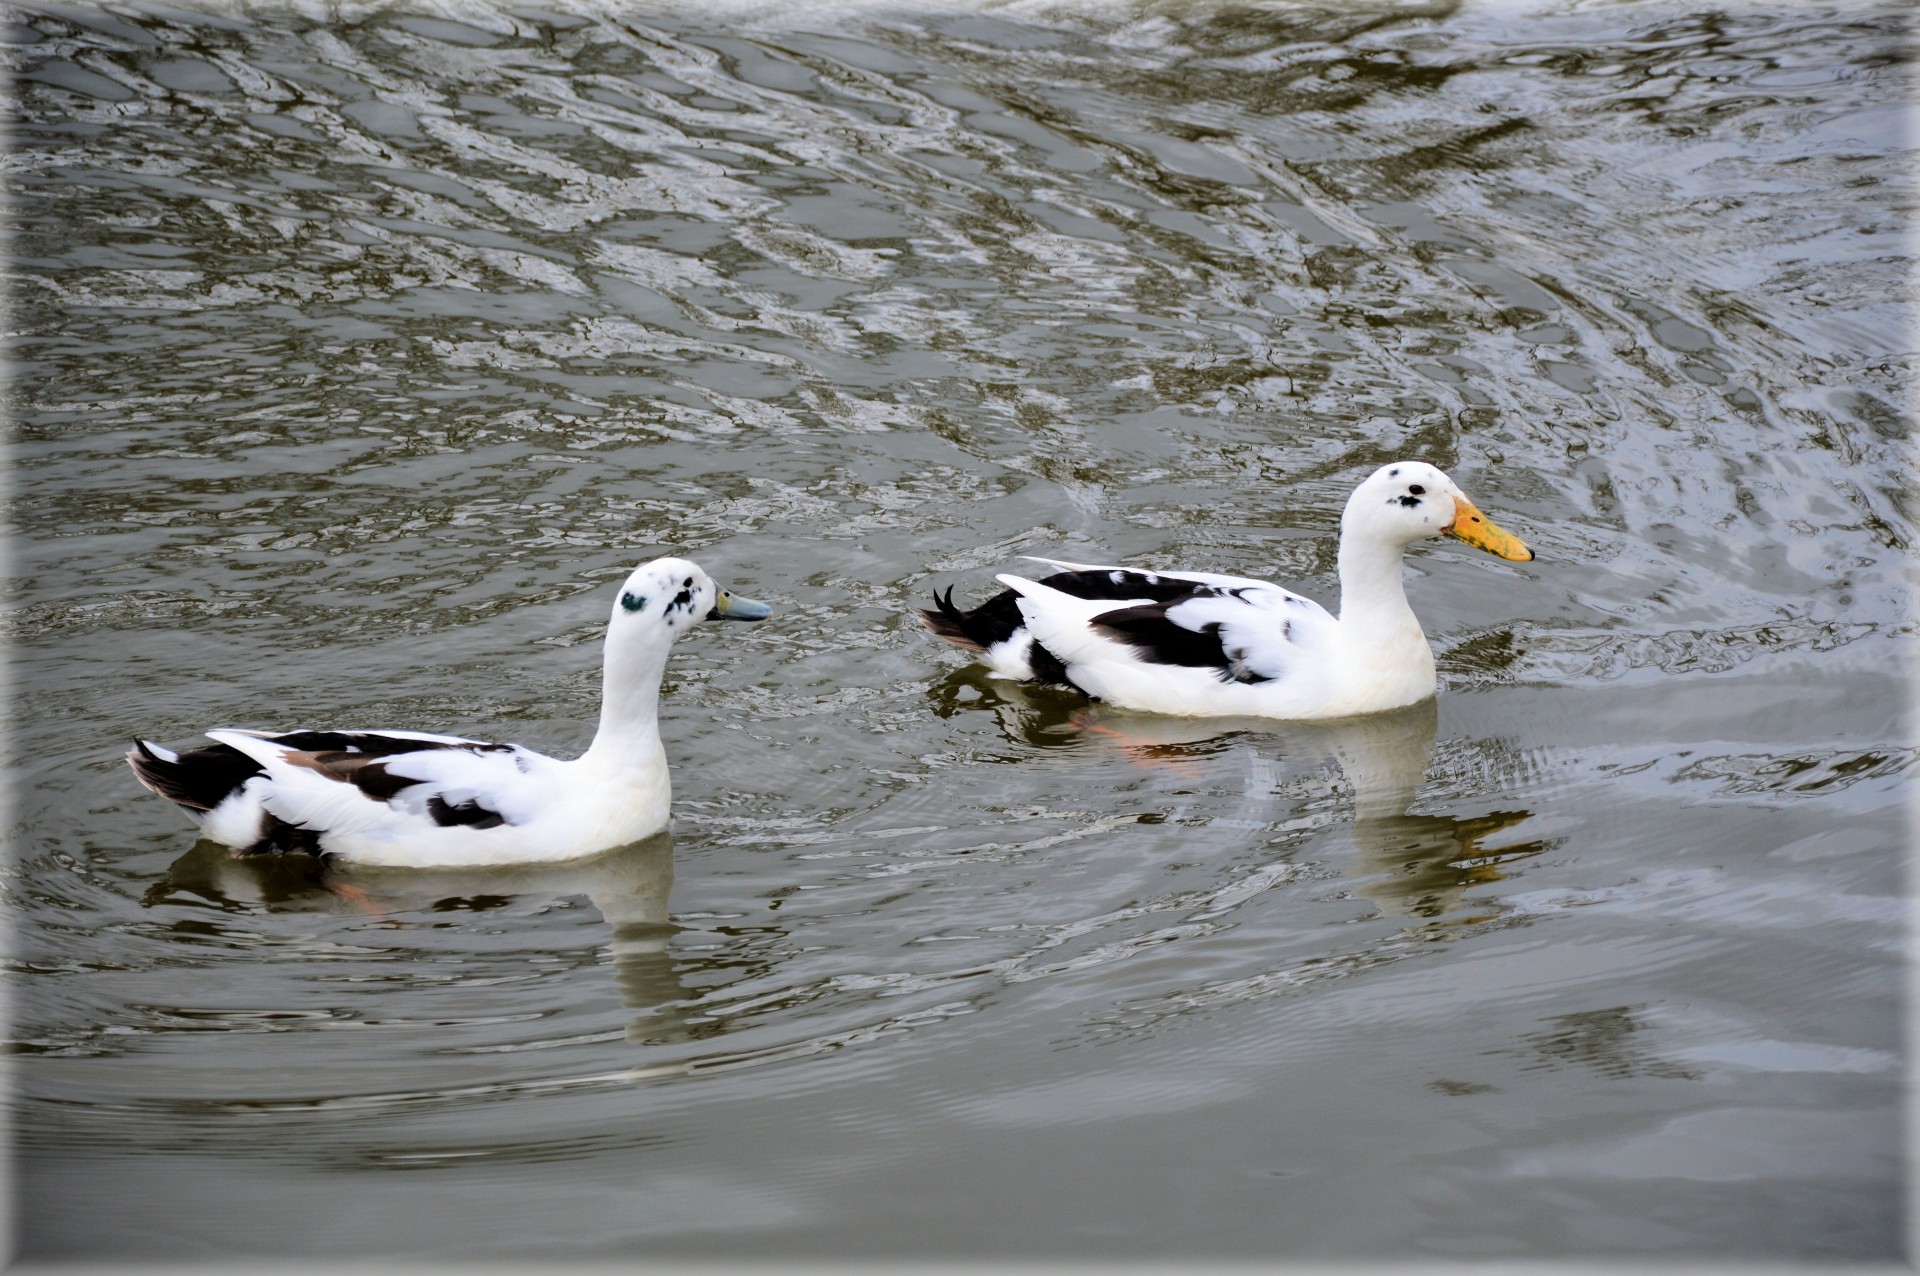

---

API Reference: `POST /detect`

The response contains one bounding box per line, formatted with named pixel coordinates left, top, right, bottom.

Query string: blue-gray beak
left=709, top=588, right=772, bottom=621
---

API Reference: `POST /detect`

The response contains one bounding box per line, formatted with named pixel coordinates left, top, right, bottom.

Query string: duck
left=127, top=557, right=771, bottom=868
left=920, top=461, right=1532, bottom=720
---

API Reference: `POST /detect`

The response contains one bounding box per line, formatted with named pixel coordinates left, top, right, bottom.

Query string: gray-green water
left=8, top=0, right=1911, bottom=1263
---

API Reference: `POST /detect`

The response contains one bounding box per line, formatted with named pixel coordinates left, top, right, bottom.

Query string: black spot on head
left=622, top=591, right=647, bottom=613
left=1389, top=468, right=1400, bottom=477
left=1396, top=495, right=1421, bottom=508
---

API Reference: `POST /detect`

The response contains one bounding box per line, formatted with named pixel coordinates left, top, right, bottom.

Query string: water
left=7, top=0, right=1911, bottom=1263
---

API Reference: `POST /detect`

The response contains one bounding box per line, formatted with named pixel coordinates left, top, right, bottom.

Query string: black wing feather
left=922, top=568, right=1278, bottom=689
left=426, top=795, right=508, bottom=829
left=129, top=731, right=514, bottom=814
left=922, top=570, right=1215, bottom=652
left=1089, top=603, right=1275, bottom=685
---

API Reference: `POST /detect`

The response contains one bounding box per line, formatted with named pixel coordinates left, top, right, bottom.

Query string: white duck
left=128, top=557, right=770, bottom=868
left=920, top=462, right=1532, bottom=720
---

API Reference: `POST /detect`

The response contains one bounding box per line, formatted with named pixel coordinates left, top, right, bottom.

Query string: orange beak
left=1444, top=494, right=1533, bottom=562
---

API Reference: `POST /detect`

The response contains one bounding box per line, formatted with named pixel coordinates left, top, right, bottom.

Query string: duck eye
left=1408, top=484, right=1425, bottom=496
left=621, top=592, right=646, bottom=613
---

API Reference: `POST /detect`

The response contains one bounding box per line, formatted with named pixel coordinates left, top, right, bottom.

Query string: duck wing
left=924, top=560, right=1326, bottom=684
left=995, top=572, right=1337, bottom=705
left=205, top=729, right=555, bottom=852
left=1017, top=556, right=1306, bottom=600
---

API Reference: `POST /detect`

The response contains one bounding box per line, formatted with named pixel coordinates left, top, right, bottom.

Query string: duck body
left=129, top=558, right=770, bottom=868
left=921, top=462, right=1531, bottom=721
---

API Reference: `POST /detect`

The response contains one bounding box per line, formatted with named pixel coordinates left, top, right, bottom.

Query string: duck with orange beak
left=920, top=461, right=1533, bottom=720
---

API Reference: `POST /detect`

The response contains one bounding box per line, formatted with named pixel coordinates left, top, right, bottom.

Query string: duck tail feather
left=919, top=586, right=988, bottom=653
left=127, top=738, right=263, bottom=813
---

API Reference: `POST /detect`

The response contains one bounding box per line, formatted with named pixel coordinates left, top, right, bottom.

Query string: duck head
left=609, top=557, right=772, bottom=642
left=1344, top=462, right=1533, bottom=562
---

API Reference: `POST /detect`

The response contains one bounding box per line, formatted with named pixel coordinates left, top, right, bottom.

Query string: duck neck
left=579, top=636, right=670, bottom=772
left=1335, top=534, right=1421, bottom=639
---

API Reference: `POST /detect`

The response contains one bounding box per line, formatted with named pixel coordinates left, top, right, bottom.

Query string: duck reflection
left=937, top=669, right=1547, bottom=926
left=145, top=834, right=691, bottom=1042
left=1310, top=700, right=1546, bottom=925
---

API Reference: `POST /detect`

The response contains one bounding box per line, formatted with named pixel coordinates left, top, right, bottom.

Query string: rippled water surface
left=8, top=0, right=1912, bottom=1263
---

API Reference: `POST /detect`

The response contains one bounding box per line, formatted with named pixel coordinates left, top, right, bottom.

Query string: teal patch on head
left=621, top=591, right=647, bottom=613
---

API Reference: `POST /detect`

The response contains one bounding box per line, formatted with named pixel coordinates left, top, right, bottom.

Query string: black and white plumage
left=920, top=461, right=1534, bottom=720
left=128, top=558, right=771, bottom=868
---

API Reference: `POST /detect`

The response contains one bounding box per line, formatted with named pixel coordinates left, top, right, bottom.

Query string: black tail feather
left=127, top=739, right=262, bottom=813
left=918, top=584, right=1030, bottom=654
left=918, top=585, right=987, bottom=652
